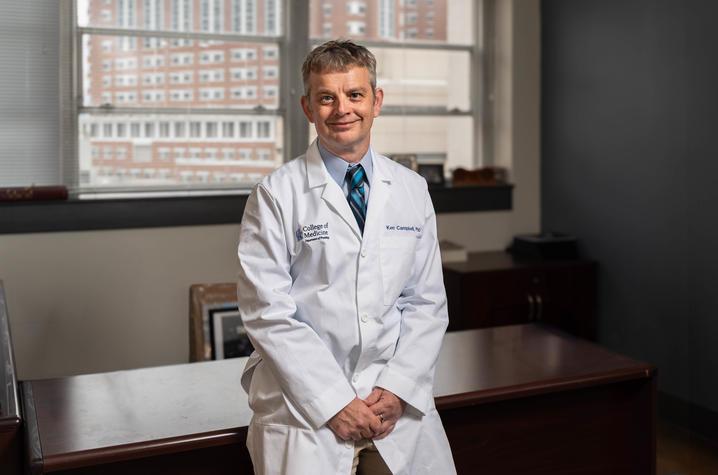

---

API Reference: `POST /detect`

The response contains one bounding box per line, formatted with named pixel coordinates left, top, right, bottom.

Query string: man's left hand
left=364, top=387, right=407, bottom=440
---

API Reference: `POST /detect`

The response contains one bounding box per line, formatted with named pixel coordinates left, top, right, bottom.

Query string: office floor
left=657, top=420, right=718, bottom=475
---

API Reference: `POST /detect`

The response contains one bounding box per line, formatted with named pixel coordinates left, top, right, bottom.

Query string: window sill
left=0, top=184, right=513, bottom=234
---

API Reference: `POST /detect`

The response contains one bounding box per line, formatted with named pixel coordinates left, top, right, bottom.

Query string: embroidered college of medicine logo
left=295, top=222, right=330, bottom=242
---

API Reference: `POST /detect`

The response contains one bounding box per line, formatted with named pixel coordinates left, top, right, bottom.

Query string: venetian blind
left=0, top=1, right=61, bottom=187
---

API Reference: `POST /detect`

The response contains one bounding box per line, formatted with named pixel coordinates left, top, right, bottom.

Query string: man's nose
left=334, top=96, right=349, bottom=115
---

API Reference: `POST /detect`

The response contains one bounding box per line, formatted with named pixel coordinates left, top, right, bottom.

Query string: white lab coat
left=237, top=140, right=456, bottom=475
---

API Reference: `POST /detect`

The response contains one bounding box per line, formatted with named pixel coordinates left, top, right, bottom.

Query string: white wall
left=0, top=0, right=540, bottom=380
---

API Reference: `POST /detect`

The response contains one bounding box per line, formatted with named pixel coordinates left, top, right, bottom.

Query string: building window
left=239, top=121, right=252, bottom=138
left=257, top=120, right=271, bottom=139
left=265, top=0, right=279, bottom=35
left=200, top=0, right=223, bottom=33
left=347, top=2, right=366, bottom=16
left=222, top=121, right=235, bottom=137
left=190, top=121, right=202, bottom=138
left=263, top=46, right=278, bottom=59
left=263, top=66, right=278, bottom=78
left=174, top=122, right=186, bottom=137
left=347, top=21, right=366, bottom=35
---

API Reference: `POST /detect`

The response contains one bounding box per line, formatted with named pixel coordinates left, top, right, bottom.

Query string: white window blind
left=0, top=1, right=61, bottom=187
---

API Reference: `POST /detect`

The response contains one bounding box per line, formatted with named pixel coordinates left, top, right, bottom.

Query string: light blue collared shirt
left=318, top=140, right=373, bottom=203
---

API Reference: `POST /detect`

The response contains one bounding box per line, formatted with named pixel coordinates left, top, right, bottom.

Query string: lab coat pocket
left=380, top=235, right=417, bottom=306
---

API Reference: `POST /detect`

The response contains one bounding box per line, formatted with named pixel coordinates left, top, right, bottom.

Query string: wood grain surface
left=24, top=324, right=655, bottom=474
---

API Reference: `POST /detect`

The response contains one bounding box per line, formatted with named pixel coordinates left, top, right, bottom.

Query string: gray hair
left=301, top=39, right=377, bottom=97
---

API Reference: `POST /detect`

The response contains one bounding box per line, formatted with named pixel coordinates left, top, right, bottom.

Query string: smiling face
left=301, top=66, right=384, bottom=163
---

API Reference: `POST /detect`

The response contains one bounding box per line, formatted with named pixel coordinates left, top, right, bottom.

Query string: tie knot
left=346, top=164, right=366, bottom=190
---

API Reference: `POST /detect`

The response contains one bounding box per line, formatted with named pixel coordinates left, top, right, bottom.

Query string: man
left=237, top=40, right=456, bottom=475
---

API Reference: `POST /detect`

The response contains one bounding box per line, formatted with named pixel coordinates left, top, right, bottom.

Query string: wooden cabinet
left=443, top=252, right=597, bottom=339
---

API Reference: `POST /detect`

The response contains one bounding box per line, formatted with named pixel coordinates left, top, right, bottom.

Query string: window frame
left=0, top=0, right=510, bottom=235
left=66, top=0, right=491, bottom=196
left=68, top=0, right=298, bottom=196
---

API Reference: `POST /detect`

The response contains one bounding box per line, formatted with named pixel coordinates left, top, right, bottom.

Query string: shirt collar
left=318, top=140, right=373, bottom=188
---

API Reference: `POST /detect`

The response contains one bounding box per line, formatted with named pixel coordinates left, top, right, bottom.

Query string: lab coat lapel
left=364, top=151, right=392, bottom=238
left=305, top=140, right=362, bottom=240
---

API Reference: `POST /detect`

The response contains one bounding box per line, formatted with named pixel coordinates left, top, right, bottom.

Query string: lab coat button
left=361, top=314, right=368, bottom=323
left=352, top=373, right=359, bottom=383
left=345, top=440, right=354, bottom=449
left=360, top=249, right=367, bottom=258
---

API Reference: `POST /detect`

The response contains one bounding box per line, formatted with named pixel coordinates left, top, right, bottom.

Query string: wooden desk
left=22, top=325, right=655, bottom=474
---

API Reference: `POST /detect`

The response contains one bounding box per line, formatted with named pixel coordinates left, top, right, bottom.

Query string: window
left=347, top=21, right=366, bottom=35
left=190, top=121, right=202, bottom=137
left=263, top=46, right=278, bottom=59
left=257, top=120, right=271, bottom=139
left=238, top=120, right=252, bottom=138
left=222, top=121, right=235, bottom=137
left=200, top=0, right=223, bottom=33
left=1, top=1, right=484, bottom=199
left=347, top=2, right=366, bottom=16
left=263, top=85, right=278, bottom=98
left=263, top=66, right=278, bottom=79
left=311, top=0, right=479, bottom=179
left=174, top=122, right=186, bottom=137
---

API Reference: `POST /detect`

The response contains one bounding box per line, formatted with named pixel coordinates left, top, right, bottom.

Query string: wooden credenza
left=443, top=251, right=597, bottom=339
left=21, top=324, right=655, bottom=475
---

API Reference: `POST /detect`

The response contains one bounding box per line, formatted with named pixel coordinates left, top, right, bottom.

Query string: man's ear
left=300, top=95, right=315, bottom=123
left=372, top=87, right=384, bottom=118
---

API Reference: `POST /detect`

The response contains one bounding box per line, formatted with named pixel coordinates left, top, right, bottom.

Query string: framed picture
left=189, top=283, right=239, bottom=361
left=209, top=307, right=254, bottom=360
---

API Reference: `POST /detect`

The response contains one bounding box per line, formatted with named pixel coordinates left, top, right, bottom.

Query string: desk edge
left=41, top=426, right=248, bottom=472
left=436, top=365, right=656, bottom=410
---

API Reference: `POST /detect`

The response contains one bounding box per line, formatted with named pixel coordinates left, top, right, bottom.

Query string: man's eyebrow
left=347, top=86, right=369, bottom=94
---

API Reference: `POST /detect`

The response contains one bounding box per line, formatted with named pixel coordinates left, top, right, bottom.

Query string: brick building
left=80, top=0, right=446, bottom=187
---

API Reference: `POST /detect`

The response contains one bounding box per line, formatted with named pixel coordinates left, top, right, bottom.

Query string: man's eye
left=320, top=95, right=333, bottom=103
left=350, top=92, right=363, bottom=100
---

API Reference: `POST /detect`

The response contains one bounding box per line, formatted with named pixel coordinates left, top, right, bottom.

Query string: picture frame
left=209, top=308, right=254, bottom=360
left=189, top=283, right=239, bottom=362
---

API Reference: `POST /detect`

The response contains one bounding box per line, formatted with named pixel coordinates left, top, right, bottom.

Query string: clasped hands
left=328, top=388, right=406, bottom=441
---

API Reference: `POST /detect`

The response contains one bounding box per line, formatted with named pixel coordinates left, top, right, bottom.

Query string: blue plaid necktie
left=346, top=164, right=367, bottom=234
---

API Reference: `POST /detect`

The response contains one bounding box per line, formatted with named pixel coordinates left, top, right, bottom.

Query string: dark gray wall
left=542, top=0, right=718, bottom=415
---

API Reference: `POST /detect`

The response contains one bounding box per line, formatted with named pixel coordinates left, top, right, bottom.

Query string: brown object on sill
left=452, top=167, right=508, bottom=186
left=0, top=186, right=68, bottom=202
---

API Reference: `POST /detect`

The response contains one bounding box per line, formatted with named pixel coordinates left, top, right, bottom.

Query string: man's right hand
left=327, top=398, right=382, bottom=441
